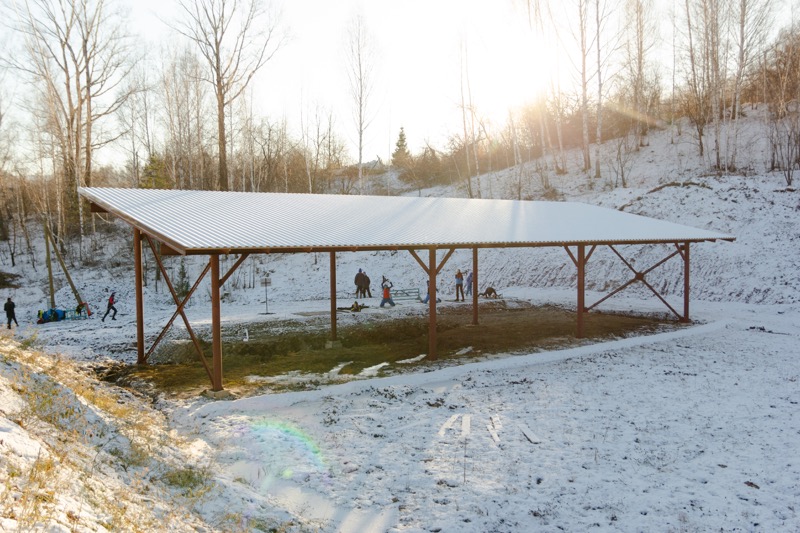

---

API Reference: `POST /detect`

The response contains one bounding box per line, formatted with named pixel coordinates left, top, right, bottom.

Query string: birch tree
left=681, top=0, right=715, bottom=157
left=621, top=0, right=659, bottom=148
left=175, top=0, right=284, bottom=191
left=345, top=13, right=377, bottom=194
left=5, top=0, right=134, bottom=237
left=593, top=0, right=621, bottom=180
left=726, top=0, right=774, bottom=170
left=161, top=48, right=212, bottom=190
left=577, top=0, right=593, bottom=172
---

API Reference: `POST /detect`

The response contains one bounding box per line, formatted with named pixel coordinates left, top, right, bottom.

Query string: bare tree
left=345, top=13, right=377, bottom=194
left=523, top=0, right=566, bottom=174
left=577, top=0, right=593, bottom=172
left=5, top=0, right=134, bottom=237
left=161, top=48, right=212, bottom=190
left=623, top=0, right=659, bottom=147
left=458, top=41, right=485, bottom=198
left=118, top=65, right=155, bottom=187
left=726, top=0, right=774, bottom=170
left=174, top=0, right=284, bottom=191
left=593, top=0, right=622, bottom=180
left=680, top=0, right=714, bottom=157
left=459, top=41, right=475, bottom=198
left=299, top=102, right=336, bottom=194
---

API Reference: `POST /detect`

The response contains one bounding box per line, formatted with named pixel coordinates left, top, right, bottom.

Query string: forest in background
left=0, top=0, right=799, bottom=269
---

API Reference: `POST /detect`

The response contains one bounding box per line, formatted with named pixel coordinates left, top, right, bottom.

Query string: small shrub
left=161, top=466, right=213, bottom=497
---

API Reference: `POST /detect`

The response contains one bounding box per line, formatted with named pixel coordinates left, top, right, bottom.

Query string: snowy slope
left=0, top=112, right=798, bottom=531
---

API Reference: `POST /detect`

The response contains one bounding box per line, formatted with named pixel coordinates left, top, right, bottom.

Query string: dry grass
left=109, top=300, right=682, bottom=397
left=0, top=339, right=220, bottom=531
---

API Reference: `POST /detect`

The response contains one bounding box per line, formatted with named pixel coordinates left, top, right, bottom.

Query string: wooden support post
left=428, top=248, right=438, bottom=359
left=330, top=251, right=337, bottom=341
left=134, top=229, right=145, bottom=364
left=577, top=245, right=586, bottom=338
left=210, top=255, right=223, bottom=391
left=472, top=247, right=478, bottom=325
left=682, top=242, right=690, bottom=322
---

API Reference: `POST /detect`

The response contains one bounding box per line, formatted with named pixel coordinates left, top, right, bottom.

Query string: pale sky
left=11, top=0, right=795, bottom=168
left=130, top=0, right=547, bottom=163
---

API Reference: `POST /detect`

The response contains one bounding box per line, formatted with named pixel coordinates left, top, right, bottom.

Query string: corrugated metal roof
left=78, top=187, right=735, bottom=254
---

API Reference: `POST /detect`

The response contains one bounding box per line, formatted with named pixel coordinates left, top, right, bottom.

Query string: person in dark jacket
left=5, top=297, right=18, bottom=329
left=354, top=269, right=366, bottom=298
left=363, top=272, right=372, bottom=298
left=102, top=292, right=117, bottom=322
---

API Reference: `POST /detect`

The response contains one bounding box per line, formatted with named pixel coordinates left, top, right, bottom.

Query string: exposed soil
left=105, top=299, right=684, bottom=398
left=0, top=270, right=21, bottom=289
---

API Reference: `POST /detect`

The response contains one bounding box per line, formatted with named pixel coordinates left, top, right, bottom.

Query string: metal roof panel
left=78, top=188, right=734, bottom=252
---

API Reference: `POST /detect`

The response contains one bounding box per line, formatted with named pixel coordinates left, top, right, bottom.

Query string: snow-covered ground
left=1, top=115, right=799, bottom=531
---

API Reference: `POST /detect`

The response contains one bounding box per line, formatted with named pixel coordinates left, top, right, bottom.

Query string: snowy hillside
left=0, top=113, right=798, bottom=531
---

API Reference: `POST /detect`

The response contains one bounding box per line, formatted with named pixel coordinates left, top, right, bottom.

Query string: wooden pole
left=211, top=254, right=223, bottom=391
left=472, top=247, right=478, bottom=325
left=428, top=247, right=438, bottom=359
left=46, top=224, right=84, bottom=308
left=330, top=251, right=337, bottom=341
left=682, top=242, right=690, bottom=322
left=134, top=229, right=145, bottom=364
left=577, top=245, right=585, bottom=338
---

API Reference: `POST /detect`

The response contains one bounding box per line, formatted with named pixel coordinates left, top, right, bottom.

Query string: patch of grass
left=11, top=451, right=60, bottom=529
left=216, top=513, right=297, bottom=533
left=161, top=466, right=213, bottom=497
left=15, top=370, right=88, bottom=434
left=0, top=270, right=22, bottom=289
left=114, top=301, right=681, bottom=397
left=18, top=331, right=40, bottom=351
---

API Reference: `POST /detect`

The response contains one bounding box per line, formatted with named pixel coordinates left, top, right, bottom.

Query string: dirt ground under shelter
left=102, top=298, right=683, bottom=398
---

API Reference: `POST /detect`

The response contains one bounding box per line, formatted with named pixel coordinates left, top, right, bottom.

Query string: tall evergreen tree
left=392, top=127, right=411, bottom=168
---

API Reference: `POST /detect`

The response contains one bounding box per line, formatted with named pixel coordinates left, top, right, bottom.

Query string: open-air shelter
left=79, top=187, right=735, bottom=391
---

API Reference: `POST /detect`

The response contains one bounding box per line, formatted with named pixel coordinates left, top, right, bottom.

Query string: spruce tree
left=176, top=258, right=190, bottom=300
left=391, top=127, right=411, bottom=168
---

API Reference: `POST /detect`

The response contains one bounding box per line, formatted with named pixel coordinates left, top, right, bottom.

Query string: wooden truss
left=133, top=235, right=693, bottom=391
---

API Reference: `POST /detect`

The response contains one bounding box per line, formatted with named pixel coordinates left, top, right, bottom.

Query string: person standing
left=354, top=269, right=366, bottom=298
left=455, top=269, right=465, bottom=301
left=5, top=297, right=18, bottom=329
left=363, top=272, right=372, bottom=298
left=102, top=292, right=117, bottom=322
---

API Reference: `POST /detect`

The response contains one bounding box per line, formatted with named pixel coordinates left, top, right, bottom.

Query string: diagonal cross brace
left=586, top=244, right=685, bottom=319
left=408, top=248, right=456, bottom=277
left=142, top=236, right=213, bottom=383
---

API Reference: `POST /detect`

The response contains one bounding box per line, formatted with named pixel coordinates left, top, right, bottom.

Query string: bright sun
left=454, top=2, right=558, bottom=130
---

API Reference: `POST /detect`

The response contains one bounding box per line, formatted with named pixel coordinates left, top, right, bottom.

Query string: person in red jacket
left=102, top=292, right=117, bottom=322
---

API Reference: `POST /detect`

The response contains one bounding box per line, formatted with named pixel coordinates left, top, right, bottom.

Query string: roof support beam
left=428, top=248, right=438, bottom=359
left=142, top=236, right=213, bottom=381
left=330, top=251, right=338, bottom=341
left=577, top=245, right=586, bottom=338
left=211, top=255, right=223, bottom=391
left=472, top=247, right=478, bottom=325
left=220, top=254, right=250, bottom=286
left=134, top=229, right=145, bottom=364
left=408, top=249, right=429, bottom=274
left=681, top=242, right=690, bottom=322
